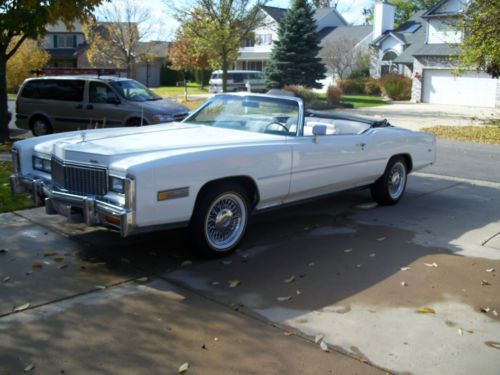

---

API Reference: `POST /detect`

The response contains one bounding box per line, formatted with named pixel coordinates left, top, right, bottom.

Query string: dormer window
left=53, top=34, right=77, bottom=49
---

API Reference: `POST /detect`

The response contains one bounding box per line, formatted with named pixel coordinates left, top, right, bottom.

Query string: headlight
left=109, top=176, right=125, bottom=194
left=12, top=148, right=20, bottom=173
left=32, top=156, right=51, bottom=173
left=152, top=114, right=174, bottom=123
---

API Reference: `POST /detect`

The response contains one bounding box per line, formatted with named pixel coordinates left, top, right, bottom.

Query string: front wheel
left=370, top=156, right=408, bottom=205
left=190, top=183, right=249, bottom=257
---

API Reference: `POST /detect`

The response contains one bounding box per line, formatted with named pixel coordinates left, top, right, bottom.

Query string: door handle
left=356, top=143, right=366, bottom=150
left=75, top=104, right=83, bottom=109
left=86, top=104, right=94, bottom=110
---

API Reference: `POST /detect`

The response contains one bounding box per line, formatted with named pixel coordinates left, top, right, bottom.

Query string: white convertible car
left=10, top=93, right=436, bottom=256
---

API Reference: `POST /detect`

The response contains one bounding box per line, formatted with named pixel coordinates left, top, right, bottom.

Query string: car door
left=286, top=121, right=381, bottom=203
left=85, top=81, right=126, bottom=128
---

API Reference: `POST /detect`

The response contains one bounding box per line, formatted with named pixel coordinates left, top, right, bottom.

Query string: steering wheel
left=264, top=121, right=289, bottom=133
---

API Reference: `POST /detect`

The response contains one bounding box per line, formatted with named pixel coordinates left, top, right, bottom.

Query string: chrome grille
left=51, top=158, right=107, bottom=196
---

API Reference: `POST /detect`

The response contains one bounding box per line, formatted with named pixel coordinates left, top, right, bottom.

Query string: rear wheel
left=190, top=182, right=249, bottom=257
left=31, top=117, right=52, bottom=137
left=371, top=156, right=408, bottom=205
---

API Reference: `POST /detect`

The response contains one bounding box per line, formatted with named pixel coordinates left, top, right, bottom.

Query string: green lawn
left=8, top=93, right=16, bottom=100
left=0, top=161, right=34, bottom=213
left=340, top=95, right=388, bottom=108
left=152, top=83, right=208, bottom=98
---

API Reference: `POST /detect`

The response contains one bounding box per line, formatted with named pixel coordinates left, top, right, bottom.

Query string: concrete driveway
left=1, top=164, right=500, bottom=374
left=337, top=102, right=500, bottom=131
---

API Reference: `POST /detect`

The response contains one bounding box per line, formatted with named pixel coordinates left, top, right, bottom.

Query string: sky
left=95, top=0, right=374, bottom=41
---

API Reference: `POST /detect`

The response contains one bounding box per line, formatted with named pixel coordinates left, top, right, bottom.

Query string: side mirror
left=312, top=124, right=327, bottom=136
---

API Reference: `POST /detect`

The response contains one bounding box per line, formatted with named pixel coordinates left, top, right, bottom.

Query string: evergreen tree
left=265, top=0, right=326, bottom=89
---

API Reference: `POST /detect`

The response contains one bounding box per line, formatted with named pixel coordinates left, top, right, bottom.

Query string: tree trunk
left=0, top=50, right=10, bottom=144
left=222, top=55, right=228, bottom=93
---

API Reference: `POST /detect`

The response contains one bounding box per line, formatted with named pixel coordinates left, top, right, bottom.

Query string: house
left=370, top=0, right=500, bottom=108
left=236, top=6, right=351, bottom=72
left=42, top=21, right=169, bottom=87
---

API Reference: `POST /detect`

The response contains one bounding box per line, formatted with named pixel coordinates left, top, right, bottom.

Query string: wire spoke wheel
left=388, top=161, right=406, bottom=199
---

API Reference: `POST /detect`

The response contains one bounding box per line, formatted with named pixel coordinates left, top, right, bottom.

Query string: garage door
left=422, top=69, right=498, bottom=108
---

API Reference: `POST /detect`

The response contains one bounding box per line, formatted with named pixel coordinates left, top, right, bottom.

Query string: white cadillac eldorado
left=10, top=92, right=436, bottom=256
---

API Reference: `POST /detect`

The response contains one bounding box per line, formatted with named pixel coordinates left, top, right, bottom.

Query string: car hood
left=139, top=99, right=189, bottom=115
left=33, top=122, right=287, bottom=168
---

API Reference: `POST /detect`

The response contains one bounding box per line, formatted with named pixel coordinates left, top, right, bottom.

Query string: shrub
left=364, top=78, right=381, bottom=96
left=380, top=73, right=412, bottom=100
left=337, top=79, right=364, bottom=95
left=283, top=85, right=319, bottom=105
left=326, top=85, right=342, bottom=105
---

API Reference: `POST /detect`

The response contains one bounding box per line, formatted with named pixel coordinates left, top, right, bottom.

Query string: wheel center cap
left=215, top=209, right=233, bottom=231
left=391, top=173, right=401, bottom=186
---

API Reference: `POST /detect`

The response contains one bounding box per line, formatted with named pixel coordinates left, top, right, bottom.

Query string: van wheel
left=31, top=117, right=52, bottom=137
left=190, top=182, right=249, bottom=257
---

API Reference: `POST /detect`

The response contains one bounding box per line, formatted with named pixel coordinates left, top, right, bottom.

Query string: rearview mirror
left=312, top=124, right=327, bottom=136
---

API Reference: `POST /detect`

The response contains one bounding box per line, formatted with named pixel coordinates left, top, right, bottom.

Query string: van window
left=89, top=82, right=119, bottom=103
left=21, top=79, right=84, bottom=102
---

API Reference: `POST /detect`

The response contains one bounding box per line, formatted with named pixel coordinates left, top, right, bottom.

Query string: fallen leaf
left=424, top=262, right=438, bottom=268
left=458, top=328, right=463, bottom=336
left=485, top=268, right=495, bottom=273
left=283, top=276, right=295, bottom=283
left=43, top=251, right=57, bottom=257
left=181, top=260, right=192, bottom=267
left=377, top=237, right=386, bottom=241
left=201, top=344, right=207, bottom=350
left=277, top=296, right=292, bottom=302
left=481, top=280, right=491, bottom=286
left=227, top=279, right=240, bottom=288
left=353, top=202, right=378, bottom=210
left=400, top=267, right=411, bottom=271
left=213, top=337, right=219, bottom=342
left=95, top=285, right=106, bottom=290
left=221, top=260, right=232, bottom=265
left=356, top=264, right=362, bottom=268
left=178, top=362, right=189, bottom=374
left=480, top=307, right=490, bottom=313
left=238, top=252, right=249, bottom=259
left=320, top=341, right=329, bottom=352
left=120, top=257, right=131, bottom=264
left=308, top=262, right=315, bottom=267
left=284, top=332, right=293, bottom=336
left=401, top=281, right=407, bottom=287
left=344, top=249, right=352, bottom=253
left=296, top=290, right=301, bottom=295
left=93, top=262, right=106, bottom=267
left=24, top=363, right=35, bottom=372
left=136, top=277, right=148, bottom=282
left=31, top=261, right=43, bottom=269
left=14, top=303, right=30, bottom=312
left=3, top=276, right=10, bottom=282
left=58, top=264, right=68, bottom=270
left=314, top=334, right=324, bottom=344
left=369, top=253, right=376, bottom=257
left=492, top=310, right=498, bottom=317
left=53, top=255, right=65, bottom=262
left=417, top=307, right=436, bottom=314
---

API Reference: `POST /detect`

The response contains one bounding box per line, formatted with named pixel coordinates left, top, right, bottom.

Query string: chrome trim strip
left=291, top=157, right=387, bottom=175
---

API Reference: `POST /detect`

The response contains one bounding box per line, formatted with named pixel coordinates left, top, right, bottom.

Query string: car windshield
left=109, top=80, right=162, bottom=102
left=183, top=95, right=300, bottom=136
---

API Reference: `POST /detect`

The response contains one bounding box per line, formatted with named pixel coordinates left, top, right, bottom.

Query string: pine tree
left=265, top=0, right=326, bottom=89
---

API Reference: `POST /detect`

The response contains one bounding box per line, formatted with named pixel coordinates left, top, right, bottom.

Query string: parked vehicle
left=209, top=70, right=266, bottom=93
left=10, top=92, right=436, bottom=256
left=16, top=76, right=189, bottom=136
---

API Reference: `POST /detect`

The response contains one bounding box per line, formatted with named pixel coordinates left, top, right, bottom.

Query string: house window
left=53, top=34, right=77, bottom=48
left=257, top=34, right=272, bottom=46
left=247, top=61, right=263, bottom=71
left=381, top=51, right=399, bottom=75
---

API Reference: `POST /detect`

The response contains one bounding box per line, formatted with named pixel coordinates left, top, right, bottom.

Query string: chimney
left=373, top=0, right=395, bottom=40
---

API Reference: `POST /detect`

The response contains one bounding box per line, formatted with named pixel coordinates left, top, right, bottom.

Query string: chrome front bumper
left=10, top=173, right=136, bottom=237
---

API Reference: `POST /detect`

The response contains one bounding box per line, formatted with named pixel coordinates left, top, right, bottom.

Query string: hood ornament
left=80, top=132, right=87, bottom=143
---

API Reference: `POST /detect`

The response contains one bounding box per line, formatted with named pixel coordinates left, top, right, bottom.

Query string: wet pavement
left=1, top=173, right=499, bottom=374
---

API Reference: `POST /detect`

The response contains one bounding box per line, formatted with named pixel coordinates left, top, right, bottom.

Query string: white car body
left=10, top=93, right=436, bottom=246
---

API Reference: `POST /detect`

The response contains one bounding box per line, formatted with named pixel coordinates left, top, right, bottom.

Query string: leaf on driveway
left=58, top=264, right=68, bottom=270
left=424, top=262, right=438, bottom=268
left=95, top=285, right=106, bottom=290
left=377, top=237, right=386, bottom=241
left=31, top=261, right=43, bottom=269
left=492, top=310, right=498, bottom=317
left=314, top=334, right=324, bottom=344
left=296, top=290, right=301, bottom=295
left=485, top=268, right=495, bottom=273
left=308, top=262, right=315, bottom=267
left=136, top=277, right=148, bottom=282
left=400, top=267, right=411, bottom=271
left=14, top=303, right=30, bottom=312
left=213, top=337, right=219, bottom=342
left=178, top=362, right=189, bottom=374
left=284, top=332, right=293, bottom=336
left=283, top=276, right=295, bottom=283
left=369, top=253, right=376, bottom=257
left=353, top=202, right=378, bottom=210
left=53, top=255, right=65, bottom=262
left=228, top=280, right=240, bottom=288
left=417, top=307, right=435, bottom=314
left=24, top=363, right=35, bottom=372
left=458, top=328, right=463, bottom=336
left=356, top=264, right=362, bottom=268
left=480, top=306, right=490, bottom=313
left=401, top=281, right=408, bottom=287
left=320, top=341, right=329, bottom=352
left=181, top=260, right=192, bottom=267
left=43, top=251, right=57, bottom=257
left=3, top=276, right=10, bottom=282
left=481, top=280, right=491, bottom=286
left=344, top=249, right=352, bottom=253
left=277, top=296, right=292, bottom=302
